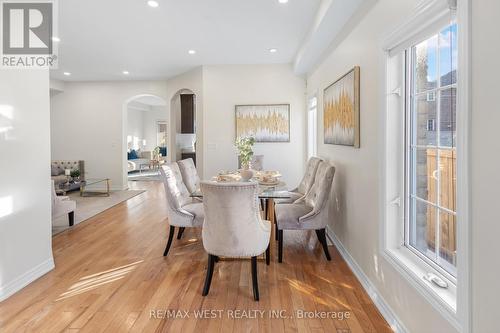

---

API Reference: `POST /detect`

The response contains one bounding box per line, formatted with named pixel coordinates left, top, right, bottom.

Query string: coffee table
left=56, top=182, right=80, bottom=196
left=80, top=178, right=111, bottom=197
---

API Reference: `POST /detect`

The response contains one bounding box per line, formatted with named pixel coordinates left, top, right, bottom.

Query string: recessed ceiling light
left=188, top=49, right=196, bottom=55
left=278, top=0, right=289, bottom=3
left=52, top=36, right=60, bottom=42
left=269, top=48, right=278, bottom=53
left=147, top=0, right=159, bottom=8
left=122, top=70, right=130, bottom=75
left=63, top=72, right=71, bottom=76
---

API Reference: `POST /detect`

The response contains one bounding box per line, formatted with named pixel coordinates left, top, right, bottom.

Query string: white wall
left=50, top=65, right=305, bottom=185
left=0, top=70, right=53, bottom=301
left=470, top=0, right=500, bottom=332
left=50, top=81, right=168, bottom=190
left=203, top=64, right=306, bottom=185
left=307, top=0, right=458, bottom=332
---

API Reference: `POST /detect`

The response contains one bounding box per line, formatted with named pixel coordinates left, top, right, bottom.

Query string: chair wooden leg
left=251, top=256, right=259, bottom=301
left=163, top=226, right=175, bottom=256
left=202, top=254, right=216, bottom=296
left=265, top=244, right=270, bottom=265
left=177, top=227, right=185, bottom=240
left=278, top=229, right=283, bottom=263
left=68, top=211, right=74, bottom=227
left=316, top=228, right=331, bottom=261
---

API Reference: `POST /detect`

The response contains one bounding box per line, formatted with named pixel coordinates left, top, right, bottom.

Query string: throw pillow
left=128, top=149, right=138, bottom=160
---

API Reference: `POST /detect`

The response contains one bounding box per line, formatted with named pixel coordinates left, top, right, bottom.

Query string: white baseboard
left=0, top=258, right=55, bottom=302
left=325, top=226, right=408, bottom=333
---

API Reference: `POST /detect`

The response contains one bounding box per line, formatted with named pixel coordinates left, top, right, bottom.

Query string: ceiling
left=50, top=0, right=371, bottom=81
left=51, top=0, right=320, bottom=81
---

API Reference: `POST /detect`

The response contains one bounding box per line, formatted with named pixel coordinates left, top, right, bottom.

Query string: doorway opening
left=170, top=89, right=197, bottom=166
left=123, top=94, right=167, bottom=184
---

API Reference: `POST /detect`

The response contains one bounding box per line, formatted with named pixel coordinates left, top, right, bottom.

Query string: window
left=383, top=1, right=469, bottom=328
left=426, top=91, right=436, bottom=101
left=156, top=121, right=167, bottom=148
left=307, top=96, right=317, bottom=159
left=406, top=23, right=457, bottom=279
left=427, top=119, right=436, bottom=131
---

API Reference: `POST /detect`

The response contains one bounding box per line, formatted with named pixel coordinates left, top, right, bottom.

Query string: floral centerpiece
left=153, top=146, right=161, bottom=161
left=235, top=136, right=255, bottom=181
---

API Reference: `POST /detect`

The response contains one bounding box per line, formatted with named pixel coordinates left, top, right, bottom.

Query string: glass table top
left=190, top=180, right=291, bottom=199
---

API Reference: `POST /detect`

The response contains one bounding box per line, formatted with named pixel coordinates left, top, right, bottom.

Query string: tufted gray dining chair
left=159, top=163, right=204, bottom=256
left=238, top=154, right=264, bottom=171
left=274, top=161, right=335, bottom=263
left=177, top=158, right=200, bottom=195
left=275, top=156, right=322, bottom=204
left=200, top=181, right=271, bottom=301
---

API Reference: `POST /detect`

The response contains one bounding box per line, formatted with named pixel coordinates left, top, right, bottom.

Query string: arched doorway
left=122, top=94, right=168, bottom=186
left=169, top=89, right=198, bottom=169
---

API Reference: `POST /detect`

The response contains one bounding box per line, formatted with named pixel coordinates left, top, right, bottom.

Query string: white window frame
left=156, top=120, right=168, bottom=148
left=405, top=30, right=458, bottom=280
left=380, top=0, right=470, bottom=332
left=307, top=95, right=318, bottom=159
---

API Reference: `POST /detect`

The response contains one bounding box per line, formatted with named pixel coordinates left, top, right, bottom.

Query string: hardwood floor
left=0, top=181, right=392, bottom=333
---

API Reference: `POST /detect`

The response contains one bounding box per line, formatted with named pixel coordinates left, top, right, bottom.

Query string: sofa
left=51, top=160, right=85, bottom=191
left=128, top=149, right=167, bottom=172
left=128, top=150, right=152, bottom=172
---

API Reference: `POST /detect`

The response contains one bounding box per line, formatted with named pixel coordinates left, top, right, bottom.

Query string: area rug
left=52, top=189, right=145, bottom=235
left=128, top=170, right=161, bottom=181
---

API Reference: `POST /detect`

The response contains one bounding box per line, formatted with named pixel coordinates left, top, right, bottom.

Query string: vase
left=240, top=168, right=254, bottom=182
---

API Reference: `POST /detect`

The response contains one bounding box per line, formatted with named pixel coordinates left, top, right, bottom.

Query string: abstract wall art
left=323, top=66, right=360, bottom=147
left=235, top=104, right=290, bottom=142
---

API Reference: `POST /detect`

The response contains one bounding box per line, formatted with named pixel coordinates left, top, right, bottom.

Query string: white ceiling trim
left=293, top=0, right=377, bottom=76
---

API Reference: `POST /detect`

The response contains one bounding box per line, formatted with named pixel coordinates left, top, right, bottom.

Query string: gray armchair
left=200, top=181, right=271, bottom=301
left=51, top=180, right=76, bottom=226
left=159, top=163, right=204, bottom=256
left=274, top=161, right=335, bottom=262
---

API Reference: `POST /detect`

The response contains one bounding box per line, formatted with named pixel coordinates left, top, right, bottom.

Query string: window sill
left=382, top=246, right=461, bottom=331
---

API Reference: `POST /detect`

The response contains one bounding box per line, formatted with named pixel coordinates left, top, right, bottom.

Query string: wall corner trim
left=325, top=226, right=408, bottom=333
left=0, top=258, right=55, bottom=302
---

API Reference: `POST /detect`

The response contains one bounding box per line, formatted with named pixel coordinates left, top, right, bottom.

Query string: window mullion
left=435, top=32, right=442, bottom=266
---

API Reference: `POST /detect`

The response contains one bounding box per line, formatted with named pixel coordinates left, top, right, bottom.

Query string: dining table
left=190, top=178, right=291, bottom=221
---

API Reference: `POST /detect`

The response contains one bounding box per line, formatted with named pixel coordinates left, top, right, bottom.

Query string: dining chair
left=159, top=163, right=204, bottom=256
left=177, top=158, right=200, bottom=195
left=51, top=180, right=76, bottom=226
left=200, top=181, right=271, bottom=301
left=274, top=161, right=335, bottom=263
left=275, top=156, right=322, bottom=204
left=238, top=154, right=264, bottom=171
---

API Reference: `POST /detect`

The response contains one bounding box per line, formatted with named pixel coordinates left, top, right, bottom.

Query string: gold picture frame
left=323, top=66, right=360, bottom=147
